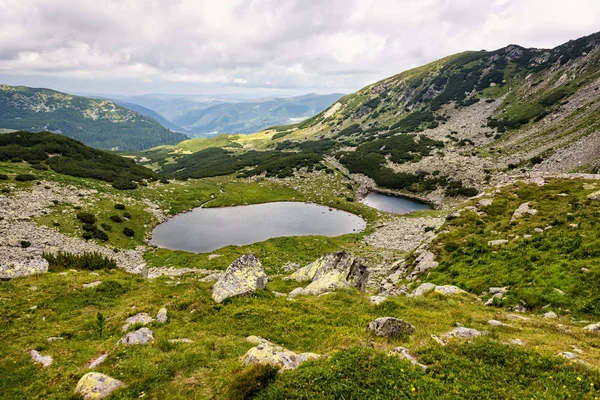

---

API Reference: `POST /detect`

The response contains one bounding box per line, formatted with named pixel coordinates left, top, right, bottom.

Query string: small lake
left=150, top=202, right=366, bottom=253
left=360, top=192, right=431, bottom=214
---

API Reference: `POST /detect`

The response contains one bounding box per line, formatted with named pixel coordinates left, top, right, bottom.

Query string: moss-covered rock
left=75, top=372, right=124, bottom=400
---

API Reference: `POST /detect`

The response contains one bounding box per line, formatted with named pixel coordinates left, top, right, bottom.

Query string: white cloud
left=0, top=0, right=599, bottom=95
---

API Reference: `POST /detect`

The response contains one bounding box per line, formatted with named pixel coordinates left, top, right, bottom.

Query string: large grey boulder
left=0, top=258, right=48, bottom=280
left=118, top=327, right=154, bottom=345
left=287, top=252, right=368, bottom=297
left=212, top=255, right=267, bottom=303
left=75, top=372, right=124, bottom=400
left=29, top=350, right=52, bottom=367
left=442, top=327, right=486, bottom=340
left=243, top=336, right=320, bottom=371
left=368, top=317, right=416, bottom=337
left=121, top=313, right=154, bottom=332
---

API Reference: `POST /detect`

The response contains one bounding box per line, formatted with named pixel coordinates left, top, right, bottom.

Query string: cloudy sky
left=1, top=0, right=599, bottom=97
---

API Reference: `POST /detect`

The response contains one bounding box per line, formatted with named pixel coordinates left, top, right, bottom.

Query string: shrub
left=93, top=229, right=109, bottom=241
left=123, top=227, right=135, bottom=237
left=101, top=223, right=112, bottom=232
left=114, top=204, right=126, bottom=210
left=225, top=364, right=280, bottom=400
left=1, top=188, right=9, bottom=194
left=159, top=178, right=169, bottom=184
left=43, top=251, right=117, bottom=271
left=82, top=223, right=97, bottom=232
left=15, top=174, right=37, bottom=182
left=82, top=232, right=93, bottom=240
left=123, top=212, right=132, bottom=219
left=76, top=212, right=97, bottom=224
left=112, top=180, right=138, bottom=190
left=30, top=163, right=48, bottom=171
left=20, top=240, right=31, bottom=248
left=110, top=215, right=123, bottom=223
left=0, top=174, right=8, bottom=180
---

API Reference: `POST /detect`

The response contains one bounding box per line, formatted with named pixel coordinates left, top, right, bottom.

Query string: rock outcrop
left=0, top=258, right=48, bottom=280
left=510, top=202, right=538, bottom=223
left=243, top=336, right=320, bottom=371
left=212, top=255, right=267, bottom=303
left=75, top=372, right=124, bottom=400
left=368, top=317, right=416, bottom=337
left=287, top=252, right=368, bottom=297
left=408, top=283, right=466, bottom=297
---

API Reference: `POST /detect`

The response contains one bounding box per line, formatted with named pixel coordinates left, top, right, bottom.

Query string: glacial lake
left=360, top=192, right=432, bottom=214
left=150, top=201, right=367, bottom=253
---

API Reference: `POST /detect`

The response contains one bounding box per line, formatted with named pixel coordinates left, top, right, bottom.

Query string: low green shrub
left=112, top=180, right=138, bottom=190
left=114, top=204, right=126, bottom=210
left=123, top=227, right=135, bottom=237
left=123, top=212, right=132, bottom=219
left=43, top=251, right=117, bottom=271
left=15, top=174, right=37, bottom=182
left=0, top=174, right=8, bottom=180
left=76, top=212, right=97, bottom=224
left=110, top=215, right=122, bottom=223
left=19, top=241, right=31, bottom=248
left=225, top=364, right=280, bottom=400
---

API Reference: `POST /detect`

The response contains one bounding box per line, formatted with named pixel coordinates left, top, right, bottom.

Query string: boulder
left=242, top=336, right=320, bottom=371
left=0, top=258, right=48, bottom=280
left=287, top=252, right=368, bottom=297
left=588, top=190, right=600, bottom=201
left=434, top=285, right=466, bottom=296
left=389, top=347, right=427, bottom=369
left=488, top=239, right=509, bottom=246
left=408, top=282, right=436, bottom=297
left=511, top=202, right=538, bottom=222
left=75, top=372, right=124, bottom=400
left=543, top=311, right=558, bottom=319
left=121, top=313, right=154, bottom=332
left=442, top=327, right=487, bottom=339
left=30, top=350, right=52, bottom=367
left=83, top=281, right=102, bottom=289
left=559, top=351, right=578, bottom=360
left=487, top=319, right=511, bottom=327
left=118, top=327, right=154, bottom=345
left=478, top=198, right=493, bottom=207
left=212, top=255, right=267, bottom=303
left=407, top=251, right=438, bottom=280
left=368, top=317, right=416, bottom=337
left=584, top=322, right=600, bottom=332
left=369, top=296, right=387, bottom=305
left=156, top=308, right=167, bottom=323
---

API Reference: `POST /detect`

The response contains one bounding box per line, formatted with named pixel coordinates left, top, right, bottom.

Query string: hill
left=112, top=101, right=187, bottom=133
left=0, top=85, right=188, bottom=151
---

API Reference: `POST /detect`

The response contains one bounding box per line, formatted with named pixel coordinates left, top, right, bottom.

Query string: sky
left=1, top=0, right=600, bottom=98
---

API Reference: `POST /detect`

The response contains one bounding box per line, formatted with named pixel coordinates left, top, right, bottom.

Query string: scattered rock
left=584, top=322, right=600, bottom=332
left=509, top=338, right=525, bottom=346
left=0, top=258, right=48, bottom=280
left=156, top=308, right=167, bottom=323
left=75, top=372, right=124, bottom=400
left=368, top=317, right=416, bottom=337
left=121, top=313, right=154, bottom=332
left=487, top=319, right=511, bottom=327
left=242, top=336, right=320, bottom=371
left=118, top=327, right=154, bottom=345
left=442, top=327, right=487, bottom=340
left=587, top=190, right=600, bottom=201
left=369, top=295, right=387, bottom=305
left=559, top=351, right=578, bottom=360
left=168, top=338, right=194, bottom=343
left=88, top=353, right=108, bottom=369
left=489, top=287, right=508, bottom=295
left=408, top=282, right=436, bottom=297
left=446, top=211, right=461, bottom=220
left=478, top=198, right=493, bottom=207
left=30, top=349, right=52, bottom=367
left=488, top=239, right=509, bottom=246
left=273, top=291, right=287, bottom=297
left=82, top=281, right=102, bottom=289
left=389, top=347, right=427, bottom=369
left=287, top=252, right=368, bottom=297
left=543, top=311, right=558, bottom=319
left=511, top=202, right=538, bottom=222
left=434, top=285, right=466, bottom=296
left=408, top=250, right=438, bottom=280
left=212, top=255, right=267, bottom=303
left=506, top=313, right=530, bottom=321
left=47, top=337, right=64, bottom=342
left=208, top=254, right=222, bottom=260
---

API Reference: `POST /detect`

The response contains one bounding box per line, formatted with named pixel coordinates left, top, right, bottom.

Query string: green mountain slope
left=0, top=85, right=188, bottom=151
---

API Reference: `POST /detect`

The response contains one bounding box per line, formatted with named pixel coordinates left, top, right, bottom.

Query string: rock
left=242, top=336, right=320, bottom=371
left=554, top=288, right=566, bottom=295
left=489, top=287, right=508, bottom=295
left=136, top=263, right=148, bottom=279
left=0, top=258, right=48, bottom=279
left=534, top=227, right=544, bottom=233
left=511, top=202, right=538, bottom=222
left=478, top=198, right=493, bottom=207
left=368, top=317, right=416, bottom=337
left=584, top=322, right=600, bottom=332
left=487, top=319, right=511, bottom=327
left=30, top=350, right=52, bottom=367
left=208, top=254, right=222, bottom=260
left=75, top=372, right=124, bottom=400
left=543, top=311, right=558, bottom=319
left=408, top=251, right=438, bottom=280
left=488, top=239, right=509, bottom=246
left=121, top=313, right=154, bottom=332
left=559, top=351, right=578, bottom=360
left=156, top=308, right=167, bottom=323
left=446, top=211, right=461, bottom=220
left=509, top=338, right=525, bottom=346
left=369, top=296, right=388, bottom=305
left=168, top=338, right=194, bottom=343
left=389, top=347, right=427, bottom=369
left=484, top=293, right=503, bottom=306
left=273, top=291, right=287, bottom=297
left=442, top=327, right=487, bottom=339
left=506, top=314, right=530, bottom=321
left=118, top=327, right=154, bottom=345
left=523, top=234, right=532, bottom=239
left=212, top=254, right=267, bottom=303
left=47, top=337, right=64, bottom=342
left=89, top=353, right=108, bottom=369
left=408, top=282, right=436, bottom=297
left=434, top=285, right=466, bottom=296
left=587, top=190, right=600, bottom=200
left=287, top=252, right=368, bottom=297
left=83, top=281, right=102, bottom=289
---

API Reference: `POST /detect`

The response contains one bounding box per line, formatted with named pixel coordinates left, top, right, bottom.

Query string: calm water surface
left=361, top=192, right=431, bottom=214
left=150, top=202, right=366, bottom=253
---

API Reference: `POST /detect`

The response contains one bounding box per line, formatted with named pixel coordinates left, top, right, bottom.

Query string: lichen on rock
left=211, top=254, right=267, bottom=303
left=75, top=372, right=124, bottom=400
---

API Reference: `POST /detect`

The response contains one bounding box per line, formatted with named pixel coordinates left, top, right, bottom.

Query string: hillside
left=112, top=101, right=187, bottom=133
left=0, top=85, right=188, bottom=151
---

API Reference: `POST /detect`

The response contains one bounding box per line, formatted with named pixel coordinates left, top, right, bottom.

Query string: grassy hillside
left=0, top=85, right=188, bottom=151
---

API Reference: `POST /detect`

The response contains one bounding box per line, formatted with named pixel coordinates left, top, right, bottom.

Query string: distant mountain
left=0, top=85, right=188, bottom=151
left=113, top=100, right=187, bottom=133
left=171, top=93, right=344, bottom=135
left=112, top=94, right=227, bottom=122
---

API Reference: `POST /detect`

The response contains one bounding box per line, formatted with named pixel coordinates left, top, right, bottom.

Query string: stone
left=584, top=322, right=600, bottom=332
left=446, top=211, right=461, bottom=220
left=30, top=350, right=52, bottom=367
left=554, top=288, right=566, bottom=295
left=0, top=258, right=48, bottom=279
left=118, top=327, right=154, bottom=345
left=511, top=202, right=538, bottom=222
left=88, top=353, right=108, bottom=369
left=369, top=295, right=387, bottom=305
left=242, top=336, right=320, bottom=371
left=484, top=293, right=503, bottom=306
left=168, top=338, right=194, bottom=343
left=121, top=313, right=154, bottom=332
left=559, top=352, right=578, bottom=360
left=587, top=190, right=600, bottom=201
left=83, top=281, right=102, bottom=289
left=408, top=251, right=438, bottom=280
left=273, top=291, right=287, bottom=297
left=442, top=327, right=487, bottom=339
left=434, top=285, right=466, bottom=296
left=543, top=311, right=558, bottom=319
left=389, top=347, right=427, bottom=369
left=489, top=287, right=508, bottom=295
left=509, top=338, right=525, bottom=346
left=208, top=254, right=222, bottom=260
left=368, top=317, right=416, bottom=337
left=408, top=282, right=436, bottom=297
left=47, top=337, right=64, bottom=342
left=156, top=308, right=167, bottom=323
left=478, top=198, right=493, bottom=207
left=487, top=319, right=511, bottom=327
left=488, top=239, right=509, bottom=246
left=287, top=252, right=368, bottom=297
left=75, top=372, right=124, bottom=400
left=212, top=254, right=267, bottom=303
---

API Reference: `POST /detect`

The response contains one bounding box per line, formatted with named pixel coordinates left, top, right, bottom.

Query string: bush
left=159, top=178, right=169, bottom=184
left=123, top=212, right=132, bottom=219
left=82, top=232, right=93, bottom=240
left=1, top=188, right=9, bottom=194
left=0, top=174, right=8, bottom=180
left=109, top=215, right=123, bottom=223
left=112, top=180, right=138, bottom=190
left=30, top=163, right=48, bottom=171
left=15, top=174, right=37, bottom=182
left=114, top=204, right=126, bottom=210
left=43, top=251, right=117, bottom=271
left=20, top=240, right=31, bottom=248
left=76, top=212, right=97, bottom=224
left=82, top=223, right=97, bottom=232
left=93, top=229, right=109, bottom=241
left=101, top=223, right=112, bottom=232
left=225, top=364, right=280, bottom=400
left=123, top=227, right=135, bottom=237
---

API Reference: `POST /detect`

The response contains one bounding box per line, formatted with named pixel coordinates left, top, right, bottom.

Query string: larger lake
left=360, top=192, right=432, bottom=214
left=150, top=202, right=367, bottom=253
